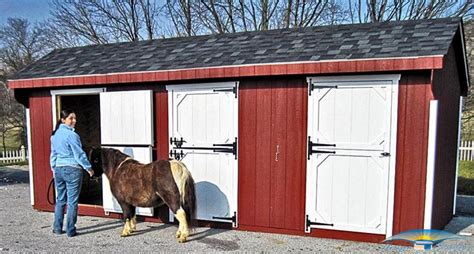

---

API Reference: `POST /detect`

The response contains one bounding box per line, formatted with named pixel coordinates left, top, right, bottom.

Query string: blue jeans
left=53, top=166, right=83, bottom=236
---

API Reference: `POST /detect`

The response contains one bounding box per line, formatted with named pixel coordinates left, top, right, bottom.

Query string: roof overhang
left=456, top=21, right=470, bottom=96
left=7, top=56, right=444, bottom=90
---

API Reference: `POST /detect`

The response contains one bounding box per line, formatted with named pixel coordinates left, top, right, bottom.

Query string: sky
left=0, top=0, right=51, bottom=25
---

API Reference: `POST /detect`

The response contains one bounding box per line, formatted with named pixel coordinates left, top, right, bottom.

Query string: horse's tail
left=169, top=160, right=196, bottom=228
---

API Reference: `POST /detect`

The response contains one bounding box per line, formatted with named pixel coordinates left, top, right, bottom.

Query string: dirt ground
left=0, top=165, right=473, bottom=253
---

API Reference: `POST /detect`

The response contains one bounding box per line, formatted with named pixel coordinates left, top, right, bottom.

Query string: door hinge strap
left=212, top=211, right=236, bottom=223
left=170, top=138, right=237, bottom=159
left=308, top=136, right=336, bottom=159
left=213, top=84, right=238, bottom=98
left=306, top=215, right=334, bottom=231
left=308, top=79, right=338, bottom=96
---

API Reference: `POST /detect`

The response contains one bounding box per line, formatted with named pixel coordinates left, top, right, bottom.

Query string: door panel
left=168, top=83, right=238, bottom=224
left=99, top=90, right=154, bottom=216
left=306, top=78, right=397, bottom=235
left=100, top=90, right=153, bottom=146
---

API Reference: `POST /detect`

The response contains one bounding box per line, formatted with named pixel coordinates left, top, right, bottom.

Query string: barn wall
left=431, top=45, right=462, bottom=229
left=392, top=72, right=432, bottom=234
left=29, top=89, right=54, bottom=211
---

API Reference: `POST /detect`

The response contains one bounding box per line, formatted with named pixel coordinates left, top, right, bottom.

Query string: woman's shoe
left=52, top=229, right=64, bottom=235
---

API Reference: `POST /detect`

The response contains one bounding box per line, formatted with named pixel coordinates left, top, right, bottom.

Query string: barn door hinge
left=213, top=211, right=236, bottom=225
left=169, top=149, right=185, bottom=160
left=213, top=83, right=238, bottom=98
left=305, top=215, right=334, bottom=231
left=170, top=137, right=185, bottom=148
left=307, top=136, right=336, bottom=159
left=170, top=138, right=238, bottom=159
left=308, top=79, right=338, bottom=96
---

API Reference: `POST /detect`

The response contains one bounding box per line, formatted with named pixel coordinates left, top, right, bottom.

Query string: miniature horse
left=89, top=147, right=196, bottom=243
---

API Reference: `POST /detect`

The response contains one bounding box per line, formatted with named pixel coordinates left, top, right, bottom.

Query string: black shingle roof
left=12, top=18, right=461, bottom=80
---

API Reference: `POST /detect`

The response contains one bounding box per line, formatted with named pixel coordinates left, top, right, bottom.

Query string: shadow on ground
left=0, top=167, right=29, bottom=185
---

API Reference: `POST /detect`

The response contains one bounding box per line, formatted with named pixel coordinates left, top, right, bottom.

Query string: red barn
left=8, top=18, right=469, bottom=243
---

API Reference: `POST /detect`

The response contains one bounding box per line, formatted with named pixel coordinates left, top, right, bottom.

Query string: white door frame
left=305, top=74, right=400, bottom=237
left=50, top=88, right=106, bottom=128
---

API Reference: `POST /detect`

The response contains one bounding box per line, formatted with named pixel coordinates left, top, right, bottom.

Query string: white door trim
left=306, top=74, right=400, bottom=237
left=50, top=88, right=106, bottom=128
left=424, top=100, right=439, bottom=229
left=166, top=81, right=238, bottom=92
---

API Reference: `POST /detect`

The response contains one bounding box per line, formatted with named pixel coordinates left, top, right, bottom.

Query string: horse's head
left=88, top=147, right=131, bottom=178
left=88, top=146, right=104, bottom=177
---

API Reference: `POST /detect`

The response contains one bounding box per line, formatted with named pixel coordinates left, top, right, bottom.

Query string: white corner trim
left=424, top=100, right=439, bottom=229
left=454, top=97, right=463, bottom=215
left=26, top=109, right=34, bottom=206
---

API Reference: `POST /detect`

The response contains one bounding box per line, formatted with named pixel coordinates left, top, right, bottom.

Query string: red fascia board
left=7, top=56, right=444, bottom=89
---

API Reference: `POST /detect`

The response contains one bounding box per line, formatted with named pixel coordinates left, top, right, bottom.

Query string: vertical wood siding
left=431, top=45, right=462, bottom=229
left=392, top=73, right=432, bottom=235
left=29, top=90, right=53, bottom=211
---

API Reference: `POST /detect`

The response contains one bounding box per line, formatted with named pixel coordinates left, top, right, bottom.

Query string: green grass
left=0, top=160, right=28, bottom=167
left=458, top=160, right=474, bottom=195
left=1, top=127, right=23, bottom=152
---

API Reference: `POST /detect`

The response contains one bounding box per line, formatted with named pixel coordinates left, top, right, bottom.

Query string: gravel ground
left=0, top=165, right=473, bottom=253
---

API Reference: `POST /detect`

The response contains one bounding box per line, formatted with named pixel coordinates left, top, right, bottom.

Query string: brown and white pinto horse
left=89, top=147, right=196, bottom=243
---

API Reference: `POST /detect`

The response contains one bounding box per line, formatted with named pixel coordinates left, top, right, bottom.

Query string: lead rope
left=47, top=178, right=56, bottom=205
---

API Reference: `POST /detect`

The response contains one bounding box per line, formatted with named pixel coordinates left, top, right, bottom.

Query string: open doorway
left=55, top=93, right=102, bottom=206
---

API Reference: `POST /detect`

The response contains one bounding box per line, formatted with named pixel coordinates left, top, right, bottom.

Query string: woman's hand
left=88, top=169, right=95, bottom=177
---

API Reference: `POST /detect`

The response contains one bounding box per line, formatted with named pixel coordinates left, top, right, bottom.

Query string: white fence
left=459, top=140, right=474, bottom=161
left=0, top=146, right=27, bottom=164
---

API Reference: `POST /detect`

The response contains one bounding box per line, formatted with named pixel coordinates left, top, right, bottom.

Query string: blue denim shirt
left=50, top=124, right=92, bottom=172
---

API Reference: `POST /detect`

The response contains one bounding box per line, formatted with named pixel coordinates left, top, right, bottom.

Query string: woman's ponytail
left=51, top=120, right=62, bottom=136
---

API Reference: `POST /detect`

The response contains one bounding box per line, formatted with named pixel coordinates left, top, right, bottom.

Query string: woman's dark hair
left=51, top=109, right=75, bottom=136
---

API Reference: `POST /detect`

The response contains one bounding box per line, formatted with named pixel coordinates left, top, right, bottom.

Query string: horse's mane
left=102, top=148, right=141, bottom=173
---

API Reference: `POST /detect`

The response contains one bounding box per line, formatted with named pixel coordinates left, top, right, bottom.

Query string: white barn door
left=167, top=82, right=238, bottom=226
left=306, top=75, right=399, bottom=235
left=100, top=90, right=154, bottom=216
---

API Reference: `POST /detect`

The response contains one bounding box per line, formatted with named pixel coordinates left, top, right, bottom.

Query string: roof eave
left=7, top=56, right=444, bottom=90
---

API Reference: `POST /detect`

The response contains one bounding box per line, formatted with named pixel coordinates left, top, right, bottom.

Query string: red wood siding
left=155, top=88, right=170, bottom=160
left=238, top=78, right=307, bottom=231
left=29, top=90, right=54, bottom=211
left=431, top=45, right=462, bottom=229
left=392, top=73, right=432, bottom=234
left=8, top=57, right=444, bottom=89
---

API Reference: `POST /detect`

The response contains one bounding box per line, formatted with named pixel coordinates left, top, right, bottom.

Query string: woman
left=50, top=109, right=94, bottom=237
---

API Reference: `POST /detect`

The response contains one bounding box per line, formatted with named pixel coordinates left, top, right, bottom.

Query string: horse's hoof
left=176, top=231, right=181, bottom=238
left=178, top=237, right=187, bottom=243
left=121, top=233, right=131, bottom=237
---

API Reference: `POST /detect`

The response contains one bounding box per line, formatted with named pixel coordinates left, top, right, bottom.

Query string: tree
left=164, top=0, right=198, bottom=36
left=49, top=0, right=162, bottom=44
left=347, top=0, right=473, bottom=23
left=0, top=18, right=51, bottom=151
